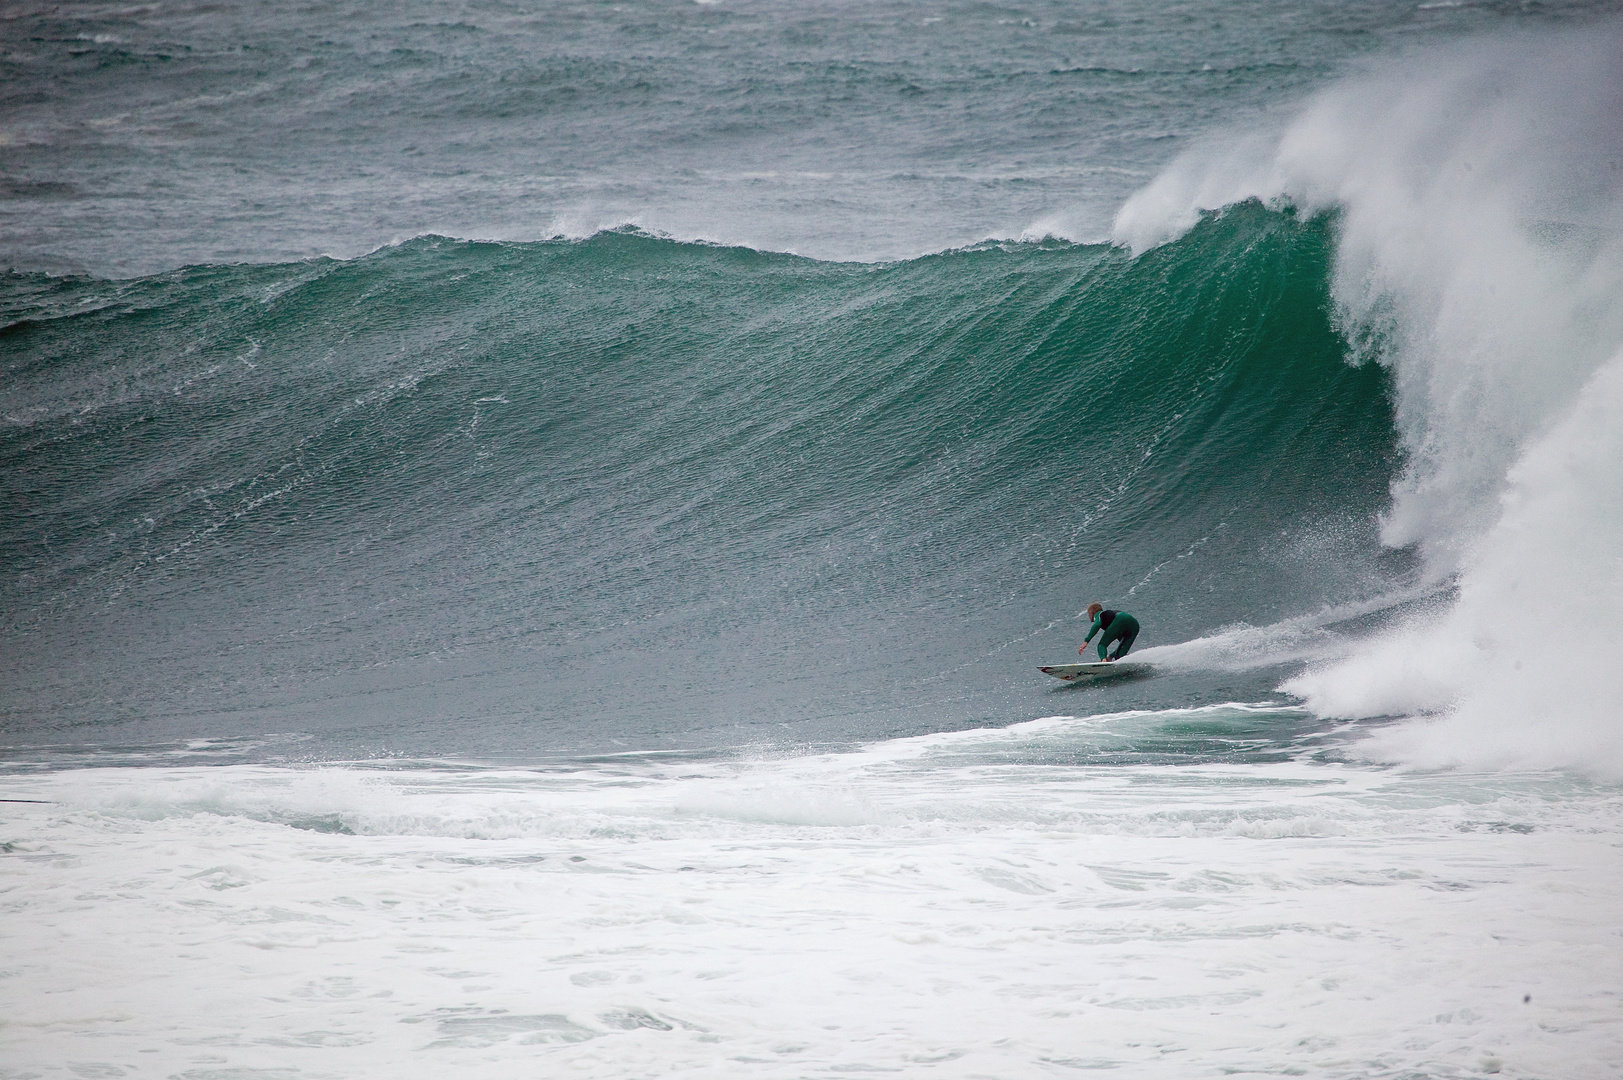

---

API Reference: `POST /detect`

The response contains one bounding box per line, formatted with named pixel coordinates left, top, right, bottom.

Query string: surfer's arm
left=1080, top=615, right=1103, bottom=653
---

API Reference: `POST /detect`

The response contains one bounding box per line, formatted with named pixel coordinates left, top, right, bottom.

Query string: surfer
left=1081, top=602, right=1139, bottom=661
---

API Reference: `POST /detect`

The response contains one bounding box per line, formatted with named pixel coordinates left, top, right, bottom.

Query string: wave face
left=1, top=205, right=1402, bottom=759
left=1116, top=23, right=1623, bottom=774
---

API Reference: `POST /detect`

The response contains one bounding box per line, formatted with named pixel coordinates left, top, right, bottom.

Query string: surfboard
left=1039, top=661, right=1150, bottom=682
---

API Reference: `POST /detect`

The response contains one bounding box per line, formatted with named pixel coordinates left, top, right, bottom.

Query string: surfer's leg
left=1099, top=624, right=1124, bottom=661
left=1108, top=616, right=1140, bottom=659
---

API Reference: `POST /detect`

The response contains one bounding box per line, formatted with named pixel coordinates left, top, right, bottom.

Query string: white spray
left=1112, top=24, right=1623, bottom=774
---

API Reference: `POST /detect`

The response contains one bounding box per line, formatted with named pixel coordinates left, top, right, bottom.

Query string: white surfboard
left=1039, top=660, right=1150, bottom=682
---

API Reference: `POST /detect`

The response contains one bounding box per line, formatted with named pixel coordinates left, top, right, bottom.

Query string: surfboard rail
left=1039, top=661, right=1151, bottom=682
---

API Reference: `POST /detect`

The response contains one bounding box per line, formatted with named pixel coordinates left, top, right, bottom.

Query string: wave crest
left=1116, top=23, right=1623, bottom=774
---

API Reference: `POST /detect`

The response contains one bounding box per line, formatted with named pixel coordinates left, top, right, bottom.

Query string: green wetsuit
left=1084, top=609, right=1140, bottom=661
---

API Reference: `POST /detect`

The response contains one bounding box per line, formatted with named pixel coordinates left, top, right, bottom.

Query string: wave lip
left=1113, top=22, right=1623, bottom=775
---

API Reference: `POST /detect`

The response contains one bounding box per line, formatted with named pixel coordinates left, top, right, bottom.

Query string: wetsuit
left=1084, top=609, right=1140, bottom=661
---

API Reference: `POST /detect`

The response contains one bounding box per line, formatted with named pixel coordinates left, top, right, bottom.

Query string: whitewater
left=4, top=1, right=1623, bottom=1077
left=6, top=721, right=1622, bottom=1078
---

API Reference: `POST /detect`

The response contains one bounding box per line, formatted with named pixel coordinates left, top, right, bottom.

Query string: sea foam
left=3, top=753, right=1618, bottom=1078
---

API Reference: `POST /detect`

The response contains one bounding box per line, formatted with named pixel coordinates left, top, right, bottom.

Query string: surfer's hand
left=1078, top=646, right=1086, bottom=655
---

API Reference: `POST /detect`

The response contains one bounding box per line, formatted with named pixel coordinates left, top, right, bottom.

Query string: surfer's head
left=1086, top=602, right=1103, bottom=618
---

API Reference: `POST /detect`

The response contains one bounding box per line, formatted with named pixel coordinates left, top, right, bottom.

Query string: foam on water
left=1113, top=24, right=1623, bottom=774
left=3, top=725, right=1620, bottom=1079
left=1304, top=355, right=1623, bottom=775
left=1129, top=582, right=1448, bottom=675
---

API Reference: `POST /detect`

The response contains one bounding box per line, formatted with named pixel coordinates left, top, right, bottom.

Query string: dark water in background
left=3, top=0, right=1610, bottom=274
left=2, top=205, right=1404, bottom=760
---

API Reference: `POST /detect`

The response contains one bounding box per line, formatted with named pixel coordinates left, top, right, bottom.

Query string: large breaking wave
left=10, top=22, right=1622, bottom=772
left=1116, top=24, right=1623, bottom=774
left=2, top=202, right=1398, bottom=757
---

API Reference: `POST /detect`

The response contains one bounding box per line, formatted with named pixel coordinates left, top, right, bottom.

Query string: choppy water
left=5, top=0, right=1610, bottom=275
left=4, top=1, right=1623, bottom=1077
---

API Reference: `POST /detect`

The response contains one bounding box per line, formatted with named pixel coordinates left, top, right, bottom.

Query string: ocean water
left=4, top=1, right=1623, bottom=1077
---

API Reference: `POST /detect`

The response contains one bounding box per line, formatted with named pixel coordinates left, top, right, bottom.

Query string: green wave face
left=0, top=202, right=1403, bottom=757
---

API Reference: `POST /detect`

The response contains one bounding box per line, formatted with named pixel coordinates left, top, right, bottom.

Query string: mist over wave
left=1114, top=24, right=1623, bottom=774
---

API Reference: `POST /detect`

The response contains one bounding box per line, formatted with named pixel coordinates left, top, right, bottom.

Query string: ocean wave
left=0, top=208, right=1400, bottom=754
left=1114, top=23, right=1623, bottom=775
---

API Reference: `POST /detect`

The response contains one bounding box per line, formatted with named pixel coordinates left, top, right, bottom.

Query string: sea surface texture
left=3, top=1, right=1622, bottom=1077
